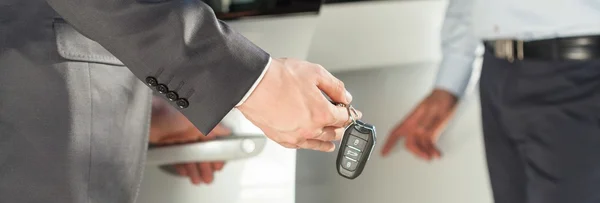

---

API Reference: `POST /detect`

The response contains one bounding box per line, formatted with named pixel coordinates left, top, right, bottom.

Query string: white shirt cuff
left=235, top=57, right=272, bottom=107
left=433, top=53, right=476, bottom=98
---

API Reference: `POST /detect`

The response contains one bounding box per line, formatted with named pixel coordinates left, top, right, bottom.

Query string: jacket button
left=156, top=84, right=169, bottom=94
left=146, top=77, right=158, bottom=87
left=166, top=91, right=179, bottom=101
left=176, top=98, right=189, bottom=109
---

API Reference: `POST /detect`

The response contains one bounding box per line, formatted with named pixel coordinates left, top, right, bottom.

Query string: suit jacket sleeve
left=45, top=0, right=271, bottom=134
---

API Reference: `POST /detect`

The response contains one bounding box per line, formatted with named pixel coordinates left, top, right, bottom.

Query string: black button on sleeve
left=166, top=91, right=179, bottom=101
left=156, top=84, right=168, bottom=94
left=145, top=77, right=158, bottom=87
left=176, top=98, right=189, bottom=109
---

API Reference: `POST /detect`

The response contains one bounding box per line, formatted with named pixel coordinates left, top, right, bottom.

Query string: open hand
left=150, top=97, right=231, bottom=185
left=381, top=89, right=458, bottom=160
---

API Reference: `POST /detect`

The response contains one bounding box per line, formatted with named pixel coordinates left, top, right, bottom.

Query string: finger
left=390, top=111, right=424, bottom=142
left=201, top=127, right=219, bottom=140
left=213, top=161, right=225, bottom=171
left=382, top=108, right=425, bottom=156
left=328, top=105, right=363, bottom=127
left=159, top=135, right=195, bottom=144
left=311, top=127, right=338, bottom=141
left=161, top=126, right=203, bottom=143
left=387, top=104, right=430, bottom=150
left=423, top=134, right=442, bottom=159
left=405, top=135, right=424, bottom=159
left=313, top=127, right=345, bottom=142
left=381, top=123, right=407, bottom=156
left=175, top=164, right=188, bottom=176
left=153, top=132, right=183, bottom=144
left=428, top=114, right=452, bottom=159
left=184, top=163, right=202, bottom=185
left=197, top=163, right=214, bottom=184
left=267, top=131, right=298, bottom=149
left=148, top=128, right=163, bottom=144
left=423, top=115, right=443, bottom=159
left=405, top=134, right=429, bottom=160
left=333, top=127, right=345, bottom=141
left=412, top=106, right=434, bottom=160
left=381, top=131, right=401, bottom=157
left=297, top=139, right=336, bottom=152
left=279, top=142, right=300, bottom=149
left=315, top=67, right=352, bottom=104
left=424, top=132, right=442, bottom=159
left=417, top=105, right=452, bottom=159
left=200, top=125, right=232, bottom=141
left=209, top=124, right=232, bottom=137
left=415, top=134, right=433, bottom=160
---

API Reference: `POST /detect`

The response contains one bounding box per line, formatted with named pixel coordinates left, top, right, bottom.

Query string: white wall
left=307, top=0, right=447, bottom=73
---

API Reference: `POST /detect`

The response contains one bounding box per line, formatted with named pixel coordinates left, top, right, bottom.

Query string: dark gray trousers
left=479, top=46, right=600, bottom=203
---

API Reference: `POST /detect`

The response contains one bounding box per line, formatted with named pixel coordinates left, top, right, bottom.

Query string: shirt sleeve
left=434, top=0, right=480, bottom=98
left=235, top=57, right=272, bottom=107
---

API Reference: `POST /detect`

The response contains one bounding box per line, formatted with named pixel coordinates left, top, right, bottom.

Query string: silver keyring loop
left=346, top=105, right=357, bottom=126
left=349, top=106, right=359, bottom=120
left=334, top=102, right=357, bottom=127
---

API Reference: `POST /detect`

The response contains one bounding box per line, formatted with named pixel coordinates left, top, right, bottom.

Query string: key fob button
left=348, top=136, right=367, bottom=151
left=341, top=157, right=358, bottom=171
left=344, top=146, right=362, bottom=160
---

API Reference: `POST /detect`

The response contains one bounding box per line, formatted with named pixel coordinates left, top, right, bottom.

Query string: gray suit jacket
left=0, top=0, right=269, bottom=202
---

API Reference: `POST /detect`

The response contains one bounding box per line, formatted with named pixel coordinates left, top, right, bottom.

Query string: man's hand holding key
left=238, top=58, right=362, bottom=152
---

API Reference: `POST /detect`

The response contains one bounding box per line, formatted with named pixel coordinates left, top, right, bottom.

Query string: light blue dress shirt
left=434, top=0, right=600, bottom=97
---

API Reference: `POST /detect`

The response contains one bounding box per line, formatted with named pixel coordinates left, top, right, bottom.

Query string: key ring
left=347, top=105, right=358, bottom=125
left=335, top=103, right=358, bottom=127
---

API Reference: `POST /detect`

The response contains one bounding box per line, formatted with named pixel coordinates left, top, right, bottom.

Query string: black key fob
left=336, top=120, right=376, bottom=179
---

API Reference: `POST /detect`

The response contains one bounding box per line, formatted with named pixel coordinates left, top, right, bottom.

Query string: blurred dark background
left=204, top=0, right=385, bottom=20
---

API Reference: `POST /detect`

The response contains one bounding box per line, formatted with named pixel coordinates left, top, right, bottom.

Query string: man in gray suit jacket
left=0, top=0, right=359, bottom=202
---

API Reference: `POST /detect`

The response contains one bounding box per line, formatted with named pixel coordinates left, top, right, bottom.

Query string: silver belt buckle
left=494, top=39, right=524, bottom=62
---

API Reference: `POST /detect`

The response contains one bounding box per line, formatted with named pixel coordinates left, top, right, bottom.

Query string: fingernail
left=345, top=90, right=353, bottom=102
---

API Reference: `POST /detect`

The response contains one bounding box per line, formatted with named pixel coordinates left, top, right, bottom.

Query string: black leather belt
left=484, top=36, right=600, bottom=62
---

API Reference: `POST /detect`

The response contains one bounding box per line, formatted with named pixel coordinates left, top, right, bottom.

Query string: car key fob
left=336, top=119, right=376, bottom=179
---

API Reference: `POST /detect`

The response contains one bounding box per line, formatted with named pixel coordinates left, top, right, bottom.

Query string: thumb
left=316, top=68, right=352, bottom=104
